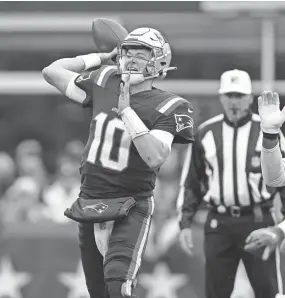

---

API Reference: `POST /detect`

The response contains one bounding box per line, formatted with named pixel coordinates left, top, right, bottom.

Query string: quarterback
left=245, top=91, right=285, bottom=262
left=42, top=27, right=194, bottom=298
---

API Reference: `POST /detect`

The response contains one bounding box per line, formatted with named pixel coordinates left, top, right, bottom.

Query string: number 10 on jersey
left=87, top=112, right=132, bottom=171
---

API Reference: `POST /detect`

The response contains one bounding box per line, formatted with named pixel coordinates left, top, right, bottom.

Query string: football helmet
left=117, top=27, right=176, bottom=84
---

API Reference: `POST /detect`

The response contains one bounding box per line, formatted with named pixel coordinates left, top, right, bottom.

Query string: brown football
left=92, top=18, right=128, bottom=53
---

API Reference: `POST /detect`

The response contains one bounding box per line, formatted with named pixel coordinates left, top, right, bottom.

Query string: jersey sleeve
left=152, top=100, right=195, bottom=144
left=74, top=68, right=100, bottom=108
left=74, top=65, right=118, bottom=108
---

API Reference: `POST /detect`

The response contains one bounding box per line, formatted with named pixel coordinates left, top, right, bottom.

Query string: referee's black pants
left=204, top=211, right=281, bottom=298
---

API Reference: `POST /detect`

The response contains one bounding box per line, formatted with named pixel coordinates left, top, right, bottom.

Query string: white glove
left=258, top=91, right=285, bottom=134
left=179, top=228, right=194, bottom=256
left=244, top=226, right=284, bottom=260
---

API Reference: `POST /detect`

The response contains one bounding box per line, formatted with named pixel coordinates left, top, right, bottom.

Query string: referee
left=178, top=69, right=285, bottom=298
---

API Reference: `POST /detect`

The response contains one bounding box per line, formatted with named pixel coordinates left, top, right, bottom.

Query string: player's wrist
left=120, top=107, right=132, bottom=115
left=76, top=53, right=102, bottom=70
left=120, top=107, right=149, bottom=140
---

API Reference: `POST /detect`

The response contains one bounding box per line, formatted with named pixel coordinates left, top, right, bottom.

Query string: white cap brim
left=219, top=86, right=251, bottom=95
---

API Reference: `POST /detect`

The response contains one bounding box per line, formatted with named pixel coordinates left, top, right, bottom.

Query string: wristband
left=263, top=132, right=279, bottom=140
left=120, top=107, right=149, bottom=140
left=77, top=53, right=101, bottom=70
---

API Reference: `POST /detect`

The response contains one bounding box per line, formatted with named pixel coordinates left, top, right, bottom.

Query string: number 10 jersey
left=75, top=65, right=195, bottom=198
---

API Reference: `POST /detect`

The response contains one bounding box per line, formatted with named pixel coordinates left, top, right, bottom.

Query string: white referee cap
left=219, top=69, right=252, bottom=95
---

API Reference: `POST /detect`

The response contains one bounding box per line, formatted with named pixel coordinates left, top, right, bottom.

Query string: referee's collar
left=223, top=111, right=252, bottom=128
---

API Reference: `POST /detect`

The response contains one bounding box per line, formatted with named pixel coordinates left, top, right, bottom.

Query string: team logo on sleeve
left=174, top=114, right=194, bottom=132
left=76, top=71, right=96, bottom=83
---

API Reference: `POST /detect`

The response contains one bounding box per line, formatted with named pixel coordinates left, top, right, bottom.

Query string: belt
left=210, top=201, right=273, bottom=218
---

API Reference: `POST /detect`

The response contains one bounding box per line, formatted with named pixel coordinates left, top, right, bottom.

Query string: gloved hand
left=258, top=90, right=285, bottom=134
left=244, top=226, right=285, bottom=260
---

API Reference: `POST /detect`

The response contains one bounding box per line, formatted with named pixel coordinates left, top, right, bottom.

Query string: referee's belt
left=210, top=201, right=273, bottom=218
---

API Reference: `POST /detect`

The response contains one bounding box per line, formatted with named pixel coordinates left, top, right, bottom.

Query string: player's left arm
left=120, top=106, right=173, bottom=169
left=245, top=129, right=285, bottom=259
left=120, top=103, right=193, bottom=170
left=259, top=91, right=285, bottom=187
left=119, top=75, right=193, bottom=170
left=118, top=76, right=174, bottom=169
left=133, top=129, right=174, bottom=169
left=137, top=99, right=194, bottom=169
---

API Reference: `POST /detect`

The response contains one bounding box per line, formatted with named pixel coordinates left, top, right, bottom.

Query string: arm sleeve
left=177, top=133, right=208, bottom=229
left=276, top=186, right=285, bottom=217
left=152, top=101, right=195, bottom=144
left=261, top=143, right=285, bottom=187
left=279, top=130, right=285, bottom=157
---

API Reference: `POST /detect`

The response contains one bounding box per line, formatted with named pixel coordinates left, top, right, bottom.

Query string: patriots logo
left=83, top=203, right=108, bottom=213
left=76, top=71, right=96, bottom=83
left=174, top=114, right=193, bottom=132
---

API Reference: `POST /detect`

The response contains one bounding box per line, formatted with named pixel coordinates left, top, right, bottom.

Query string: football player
left=245, top=91, right=285, bottom=261
left=42, top=27, right=194, bottom=298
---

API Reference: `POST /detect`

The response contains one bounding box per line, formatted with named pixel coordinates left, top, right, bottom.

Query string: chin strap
left=144, top=66, right=178, bottom=81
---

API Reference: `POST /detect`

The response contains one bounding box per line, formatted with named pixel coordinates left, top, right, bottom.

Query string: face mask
left=118, top=49, right=154, bottom=85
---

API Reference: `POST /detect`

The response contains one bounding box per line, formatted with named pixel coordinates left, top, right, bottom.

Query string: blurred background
left=1, top=1, right=285, bottom=298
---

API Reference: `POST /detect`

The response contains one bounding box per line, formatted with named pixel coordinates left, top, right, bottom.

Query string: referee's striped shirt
left=178, top=113, right=285, bottom=228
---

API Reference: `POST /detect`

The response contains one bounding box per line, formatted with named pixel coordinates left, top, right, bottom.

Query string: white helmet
left=117, top=27, right=176, bottom=84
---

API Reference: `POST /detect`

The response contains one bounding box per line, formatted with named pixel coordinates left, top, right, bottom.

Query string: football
left=92, top=18, right=128, bottom=53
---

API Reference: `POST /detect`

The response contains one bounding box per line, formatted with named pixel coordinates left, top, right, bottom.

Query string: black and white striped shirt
left=178, top=112, right=285, bottom=228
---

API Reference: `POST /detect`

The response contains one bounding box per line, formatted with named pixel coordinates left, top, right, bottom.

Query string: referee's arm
left=178, top=136, right=208, bottom=229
